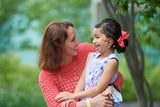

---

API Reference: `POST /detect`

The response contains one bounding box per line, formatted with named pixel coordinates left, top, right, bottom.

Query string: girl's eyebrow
left=95, top=33, right=102, bottom=36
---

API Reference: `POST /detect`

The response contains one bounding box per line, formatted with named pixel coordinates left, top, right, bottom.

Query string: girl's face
left=92, top=28, right=112, bottom=53
left=63, top=26, right=80, bottom=57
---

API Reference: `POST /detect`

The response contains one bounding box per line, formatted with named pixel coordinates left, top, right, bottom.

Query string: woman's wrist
left=86, top=99, right=91, bottom=107
left=89, top=99, right=94, bottom=107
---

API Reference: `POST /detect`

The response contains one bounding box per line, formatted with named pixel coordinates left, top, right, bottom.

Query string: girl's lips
left=94, top=46, right=98, bottom=51
left=94, top=45, right=99, bottom=48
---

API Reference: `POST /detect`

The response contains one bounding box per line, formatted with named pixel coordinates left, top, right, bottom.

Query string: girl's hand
left=55, top=92, right=74, bottom=102
left=105, top=86, right=114, bottom=99
left=91, top=92, right=114, bottom=107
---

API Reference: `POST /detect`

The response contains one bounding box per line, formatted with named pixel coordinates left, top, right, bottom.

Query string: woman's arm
left=74, top=67, right=86, bottom=93
left=112, top=71, right=123, bottom=91
left=74, top=53, right=93, bottom=93
left=76, top=91, right=114, bottom=107
left=60, top=92, right=113, bottom=107
left=39, top=70, right=77, bottom=107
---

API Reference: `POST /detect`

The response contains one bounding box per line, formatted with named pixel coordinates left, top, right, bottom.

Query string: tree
left=102, top=0, right=160, bottom=107
left=0, top=0, right=91, bottom=54
left=0, top=0, right=24, bottom=53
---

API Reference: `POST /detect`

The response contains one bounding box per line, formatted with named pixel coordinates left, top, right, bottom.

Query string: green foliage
left=113, top=0, right=130, bottom=15
left=148, top=66, right=160, bottom=100
left=112, top=0, right=160, bottom=50
left=144, top=57, right=160, bottom=101
left=0, top=54, right=46, bottom=107
left=0, top=54, right=20, bottom=86
left=136, top=0, right=160, bottom=18
left=21, top=0, right=91, bottom=39
left=0, top=0, right=91, bottom=54
left=135, top=14, right=160, bottom=49
left=0, top=54, right=160, bottom=106
left=0, top=0, right=24, bottom=53
left=118, top=56, right=137, bottom=101
left=113, top=0, right=160, bottom=18
left=119, top=56, right=160, bottom=102
left=1, top=0, right=160, bottom=105
left=0, top=0, right=23, bottom=25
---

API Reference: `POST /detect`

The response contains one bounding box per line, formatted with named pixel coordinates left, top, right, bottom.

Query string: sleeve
left=39, top=70, right=76, bottom=107
left=112, top=72, right=124, bottom=92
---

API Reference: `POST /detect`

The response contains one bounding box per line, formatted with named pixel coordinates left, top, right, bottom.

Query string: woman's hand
left=55, top=92, right=75, bottom=102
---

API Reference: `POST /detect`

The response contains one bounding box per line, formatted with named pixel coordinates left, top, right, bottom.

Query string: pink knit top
left=39, top=43, right=95, bottom=107
left=39, top=42, right=123, bottom=107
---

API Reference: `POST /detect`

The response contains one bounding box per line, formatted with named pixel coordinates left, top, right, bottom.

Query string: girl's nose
left=92, top=38, right=96, bottom=44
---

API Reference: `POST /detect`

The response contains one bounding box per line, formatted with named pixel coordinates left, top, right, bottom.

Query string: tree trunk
left=102, top=0, right=153, bottom=107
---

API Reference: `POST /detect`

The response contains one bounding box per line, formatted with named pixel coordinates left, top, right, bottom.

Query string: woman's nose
left=75, top=38, right=80, bottom=45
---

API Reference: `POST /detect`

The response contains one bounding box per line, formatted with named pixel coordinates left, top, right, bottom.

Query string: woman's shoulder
left=78, top=42, right=95, bottom=52
left=39, top=70, right=58, bottom=82
left=78, top=42, right=94, bottom=49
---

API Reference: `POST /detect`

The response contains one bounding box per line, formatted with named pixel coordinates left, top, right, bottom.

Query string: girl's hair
left=39, top=21, right=74, bottom=71
left=95, top=18, right=128, bottom=53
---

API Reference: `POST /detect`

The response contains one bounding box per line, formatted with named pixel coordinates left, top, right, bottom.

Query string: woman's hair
left=39, top=21, right=74, bottom=71
left=95, top=18, right=129, bottom=53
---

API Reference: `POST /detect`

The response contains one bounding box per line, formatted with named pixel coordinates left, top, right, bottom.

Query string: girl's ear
left=109, top=38, right=114, bottom=46
left=106, top=38, right=114, bottom=48
left=105, top=38, right=114, bottom=48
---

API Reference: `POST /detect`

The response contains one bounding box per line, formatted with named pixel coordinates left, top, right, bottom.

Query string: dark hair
left=39, top=21, right=74, bottom=71
left=95, top=18, right=128, bottom=53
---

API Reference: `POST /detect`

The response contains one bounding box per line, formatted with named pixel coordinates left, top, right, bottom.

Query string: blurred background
left=0, top=0, right=160, bottom=107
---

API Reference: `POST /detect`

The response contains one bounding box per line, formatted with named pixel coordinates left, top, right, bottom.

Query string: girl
left=55, top=18, right=129, bottom=107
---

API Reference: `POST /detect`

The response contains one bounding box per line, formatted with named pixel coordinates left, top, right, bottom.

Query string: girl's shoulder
left=106, top=54, right=119, bottom=64
left=108, top=53, right=118, bottom=60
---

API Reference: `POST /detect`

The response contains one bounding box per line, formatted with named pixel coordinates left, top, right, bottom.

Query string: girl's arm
left=55, top=53, right=91, bottom=101
left=73, top=58, right=118, bottom=99
left=76, top=92, right=114, bottom=107
left=74, top=52, right=93, bottom=93
left=74, top=66, right=86, bottom=93
left=55, top=58, right=118, bottom=101
left=60, top=92, right=114, bottom=107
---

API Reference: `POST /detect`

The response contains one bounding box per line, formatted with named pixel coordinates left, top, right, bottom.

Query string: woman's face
left=63, top=26, right=80, bottom=57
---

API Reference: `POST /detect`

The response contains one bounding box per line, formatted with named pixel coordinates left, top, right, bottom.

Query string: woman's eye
left=96, top=36, right=99, bottom=38
left=72, top=38, right=75, bottom=41
left=72, top=36, right=76, bottom=42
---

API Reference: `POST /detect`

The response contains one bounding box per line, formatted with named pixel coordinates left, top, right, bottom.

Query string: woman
left=38, top=21, right=123, bottom=107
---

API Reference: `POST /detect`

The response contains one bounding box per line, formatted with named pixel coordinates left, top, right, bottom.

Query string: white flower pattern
left=83, top=52, right=123, bottom=106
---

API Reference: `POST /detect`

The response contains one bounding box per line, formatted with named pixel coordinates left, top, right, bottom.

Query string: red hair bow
left=117, top=31, right=129, bottom=48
